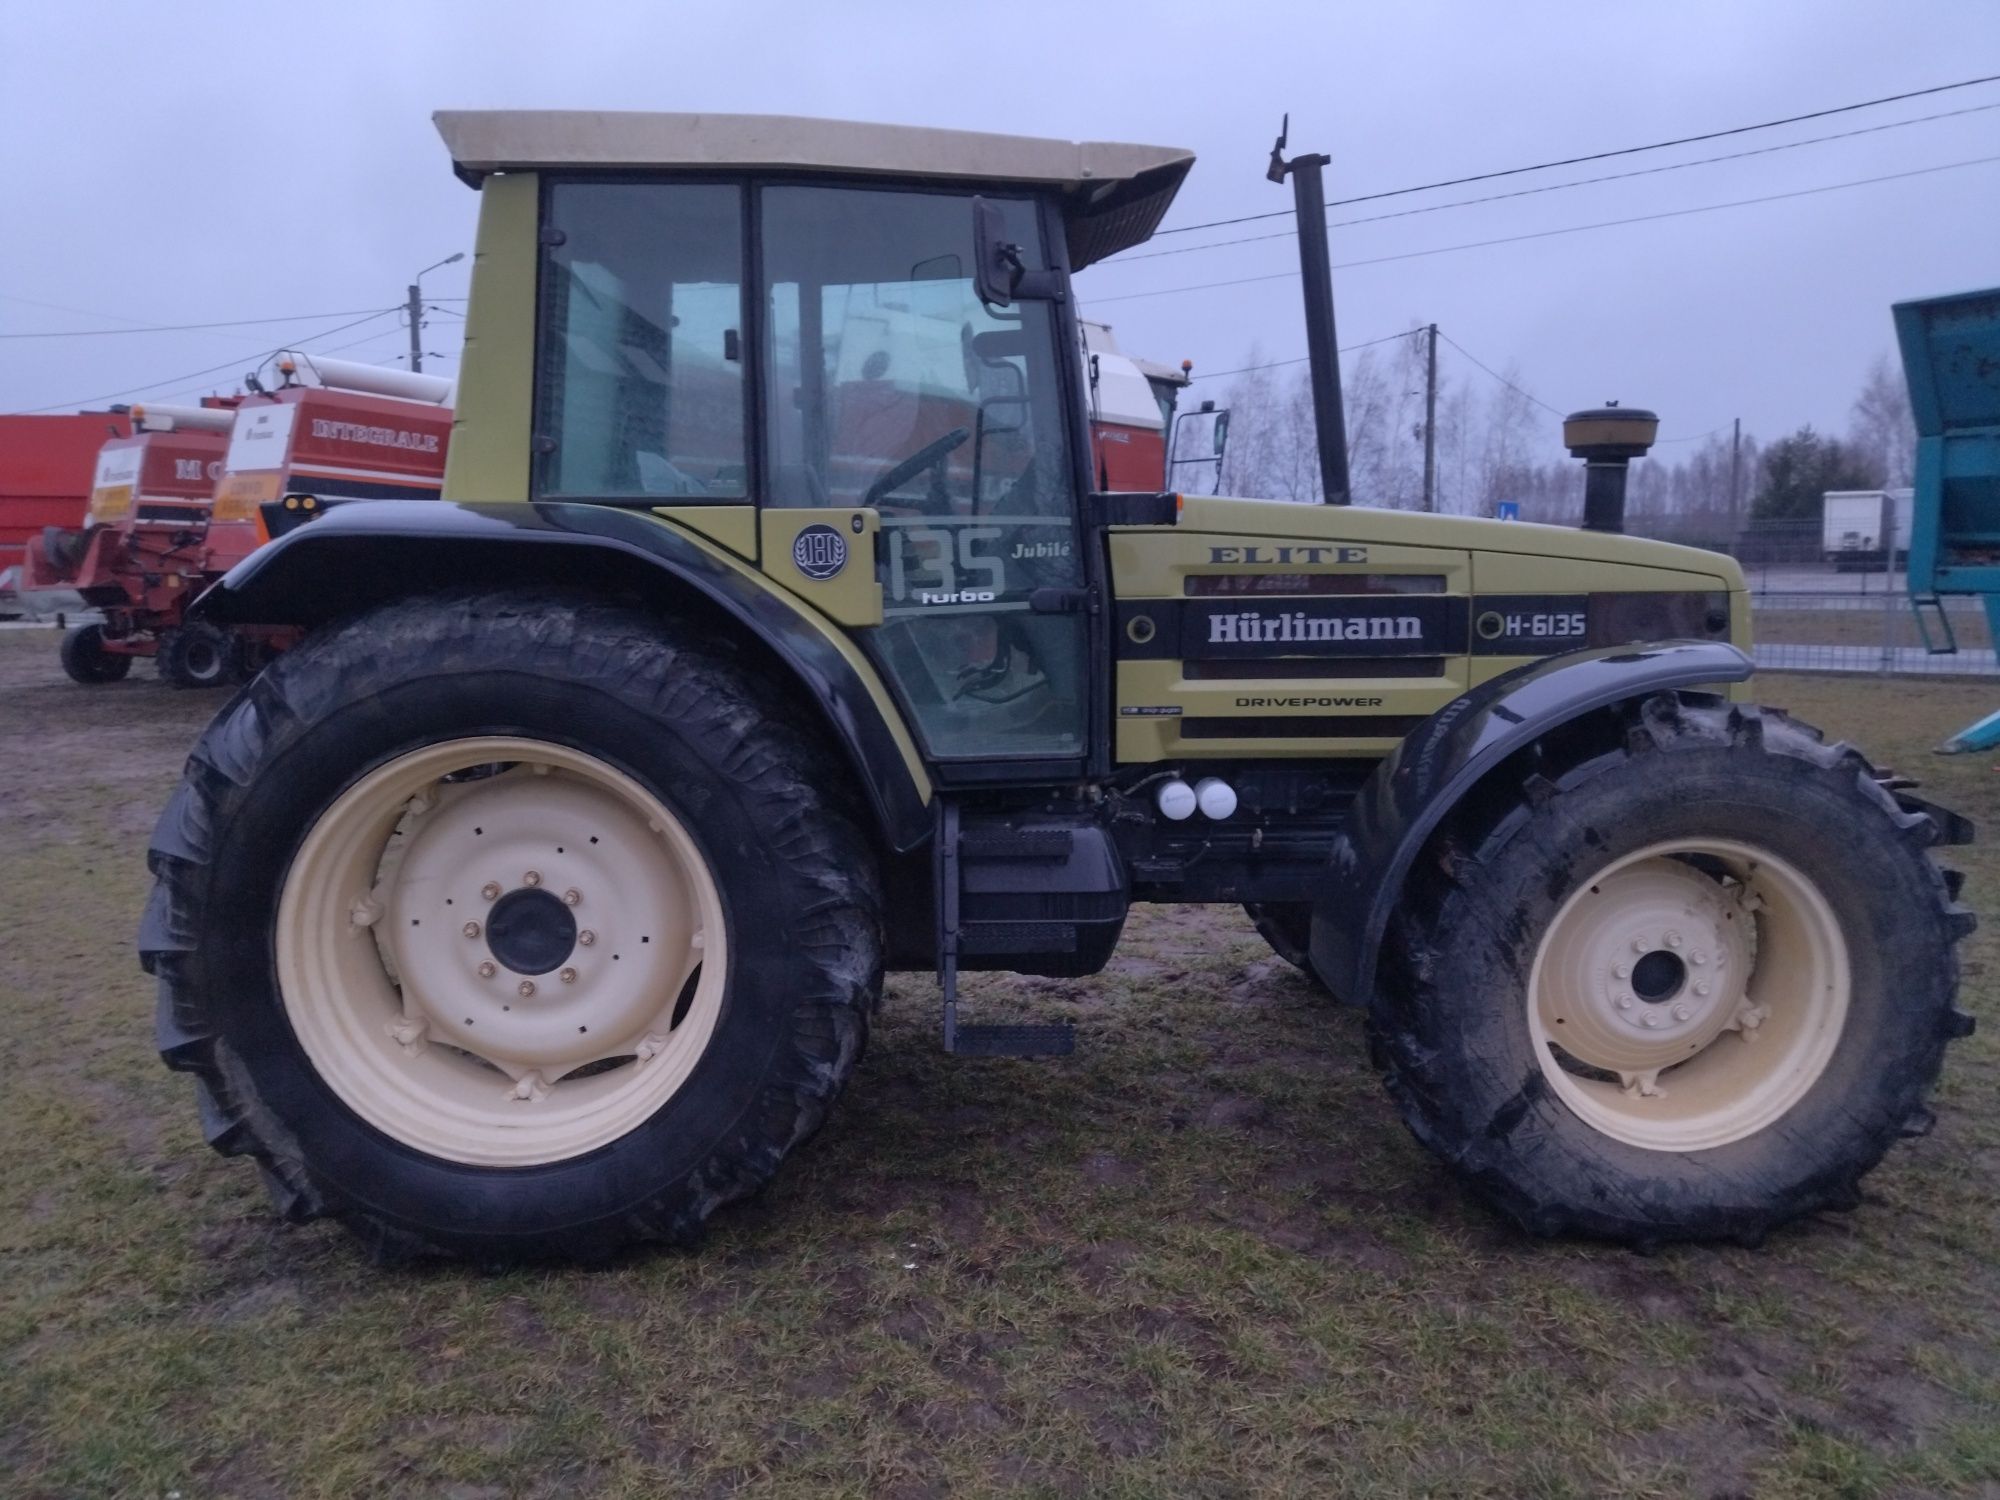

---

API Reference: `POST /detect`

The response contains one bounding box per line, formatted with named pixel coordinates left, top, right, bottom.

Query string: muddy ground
left=1, top=627, right=1995, bottom=1498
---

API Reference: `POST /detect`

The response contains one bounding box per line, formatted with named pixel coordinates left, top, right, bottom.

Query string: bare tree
left=1848, top=353, right=1916, bottom=488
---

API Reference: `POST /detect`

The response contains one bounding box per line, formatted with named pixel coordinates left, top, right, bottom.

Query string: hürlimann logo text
left=1208, top=610, right=1423, bottom=645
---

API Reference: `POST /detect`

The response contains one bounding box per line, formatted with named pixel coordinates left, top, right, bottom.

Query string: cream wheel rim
left=276, top=737, right=728, bottom=1167
left=1527, top=838, right=1849, bottom=1153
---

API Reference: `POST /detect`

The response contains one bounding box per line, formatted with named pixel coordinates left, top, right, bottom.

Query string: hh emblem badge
left=792, top=524, right=848, bottom=581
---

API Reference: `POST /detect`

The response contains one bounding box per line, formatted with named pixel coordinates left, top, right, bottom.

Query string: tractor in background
left=28, top=354, right=453, bottom=686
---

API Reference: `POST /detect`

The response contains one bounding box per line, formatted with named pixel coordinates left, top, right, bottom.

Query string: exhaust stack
left=1268, top=118, right=1350, bottom=506
left=1563, top=404, right=1658, bottom=534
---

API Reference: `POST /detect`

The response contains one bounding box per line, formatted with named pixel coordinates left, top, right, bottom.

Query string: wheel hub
left=1536, top=859, right=1755, bottom=1091
left=484, top=886, right=577, bottom=974
left=1527, top=838, right=1851, bottom=1153
left=278, top=736, right=728, bottom=1168
left=383, top=766, right=700, bottom=1075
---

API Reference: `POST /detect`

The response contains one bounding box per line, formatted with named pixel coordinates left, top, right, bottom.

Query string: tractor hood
left=1172, top=497, right=1745, bottom=589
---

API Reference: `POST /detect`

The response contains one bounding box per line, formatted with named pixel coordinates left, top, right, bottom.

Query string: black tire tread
left=1372, top=692, right=1973, bottom=1245
left=60, top=623, right=131, bottom=684
left=141, top=591, right=882, bottom=1263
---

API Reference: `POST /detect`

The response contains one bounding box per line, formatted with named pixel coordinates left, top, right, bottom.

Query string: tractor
left=142, top=111, right=1975, bottom=1263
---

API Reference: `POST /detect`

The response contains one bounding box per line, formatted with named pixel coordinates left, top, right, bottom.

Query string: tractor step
left=948, top=1022, right=1076, bottom=1058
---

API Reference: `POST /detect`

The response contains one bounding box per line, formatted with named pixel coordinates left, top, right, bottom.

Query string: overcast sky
left=3, top=1, right=1995, bottom=465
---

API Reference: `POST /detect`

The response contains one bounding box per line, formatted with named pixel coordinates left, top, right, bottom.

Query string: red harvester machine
left=26, top=354, right=452, bottom=686
left=1081, top=319, right=1193, bottom=491
left=23, top=402, right=247, bottom=683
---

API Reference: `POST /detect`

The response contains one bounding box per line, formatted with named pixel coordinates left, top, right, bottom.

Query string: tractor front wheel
left=60, top=623, right=132, bottom=684
left=1372, top=695, right=1973, bottom=1245
left=141, top=593, right=882, bottom=1262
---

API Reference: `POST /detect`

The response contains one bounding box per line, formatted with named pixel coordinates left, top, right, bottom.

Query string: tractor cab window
left=536, top=183, right=747, bottom=500
left=761, top=186, right=1087, bottom=760
left=759, top=187, right=1069, bottom=518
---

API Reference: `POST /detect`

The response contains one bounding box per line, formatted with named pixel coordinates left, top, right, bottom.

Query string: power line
left=1089, top=153, right=2000, bottom=306
left=1119, top=101, right=2000, bottom=263
left=1436, top=331, right=1565, bottom=417
left=1653, top=424, right=1732, bottom=446
left=0, top=307, right=399, bottom=340
left=1187, top=329, right=1416, bottom=382
left=0, top=291, right=177, bottom=327
left=6, top=308, right=400, bottom=414
left=1150, top=71, right=2000, bottom=238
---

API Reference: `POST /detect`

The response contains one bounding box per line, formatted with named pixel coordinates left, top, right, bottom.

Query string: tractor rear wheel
left=157, top=623, right=240, bottom=689
left=60, top=623, right=132, bottom=684
left=1372, top=695, right=1973, bottom=1245
left=141, top=592, right=882, bottom=1262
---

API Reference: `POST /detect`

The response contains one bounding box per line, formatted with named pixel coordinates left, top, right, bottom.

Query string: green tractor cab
left=146, top=111, right=1974, bottom=1262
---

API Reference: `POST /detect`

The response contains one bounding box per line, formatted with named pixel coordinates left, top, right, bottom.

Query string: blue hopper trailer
left=1894, top=285, right=2000, bottom=751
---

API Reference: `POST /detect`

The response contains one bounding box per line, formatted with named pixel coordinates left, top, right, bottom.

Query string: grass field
left=2, top=627, right=1996, bottom=1499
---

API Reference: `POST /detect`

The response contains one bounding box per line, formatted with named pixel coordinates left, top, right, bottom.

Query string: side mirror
left=972, top=197, right=1018, bottom=308
left=1213, top=409, right=1231, bottom=457
left=972, top=195, right=1065, bottom=308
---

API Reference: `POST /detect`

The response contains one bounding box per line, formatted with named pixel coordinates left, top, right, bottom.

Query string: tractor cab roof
left=432, top=110, right=1193, bottom=270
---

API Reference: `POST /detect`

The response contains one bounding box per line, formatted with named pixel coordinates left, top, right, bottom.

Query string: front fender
left=1309, top=640, right=1753, bottom=1007
left=196, top=500, right=934, bottom=852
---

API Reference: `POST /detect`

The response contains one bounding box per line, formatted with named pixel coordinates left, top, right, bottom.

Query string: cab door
left=756, top=184, right=1091, bottom=765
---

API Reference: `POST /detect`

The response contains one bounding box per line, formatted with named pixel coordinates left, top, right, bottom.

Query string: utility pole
left=1422, top=323, right=1438, bottom=512
left=406, top=283, right=424, bottom=373
left=406, top=253, right=465, bottom=376
left=1728, top=416, right=1742, bottom=531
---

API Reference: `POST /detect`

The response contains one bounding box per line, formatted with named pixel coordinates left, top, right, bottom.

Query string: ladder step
left=948, top=1022, right=1076, bottom=1058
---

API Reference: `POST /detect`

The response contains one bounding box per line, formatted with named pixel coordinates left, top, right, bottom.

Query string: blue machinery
left=1895, top=286, right=2000, bottom=752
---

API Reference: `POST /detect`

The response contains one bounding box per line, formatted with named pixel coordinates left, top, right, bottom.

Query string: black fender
left=1309, top=640, right=1754, bottom=1007
left=194, top=499, right=933, bottom=852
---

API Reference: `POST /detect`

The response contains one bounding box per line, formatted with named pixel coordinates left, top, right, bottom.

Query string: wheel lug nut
left=477, top=961, right=496, bottom=978
left=523, top=870, right=542, bottom=887
left=578, top=930, right=596, bottom=946
left=1666, top=931, right=1683, bottom=949
left=563, top=889, right=581, bottom=907
left=462, top=921, right=481, bottom=939
left=518, top=980, right=536, bottom=998
left=1691, top=951, right=1709, bottom=965
left=1642, top=1013, right=1660, bottom=1028
left=1694, top=981, right=1713, bottom=997
left=1672, top=1003, right=1692, bottom=1022
left=481, top=882, right=501, bottom=901
left=1615, top=996, right=1633, bottom=1011
left=560, top=967, right=577, bottom=984
left=1614, top=962, right=1631, bottom=979
left=1632, top=936, right=1650, bottom=954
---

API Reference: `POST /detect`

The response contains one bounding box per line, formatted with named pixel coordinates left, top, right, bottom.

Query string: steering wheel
left=862, top=427, right=970, bottom=512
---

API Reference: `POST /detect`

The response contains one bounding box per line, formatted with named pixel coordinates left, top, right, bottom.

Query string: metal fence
left=1748, top=577, right=1996, bottom=677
